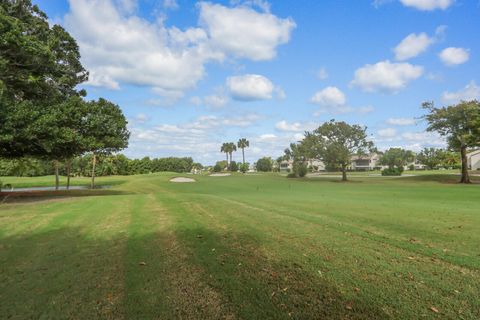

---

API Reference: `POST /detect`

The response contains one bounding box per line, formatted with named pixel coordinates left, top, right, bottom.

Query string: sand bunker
left=170, top=177, right=196, bottom=183
left=209, top=173, right=231, bottom=177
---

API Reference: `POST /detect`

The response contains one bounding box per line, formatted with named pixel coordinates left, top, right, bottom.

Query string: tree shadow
left=0, top=189, right=133, bottom=204
left=175, top=226, right=389, bottom=320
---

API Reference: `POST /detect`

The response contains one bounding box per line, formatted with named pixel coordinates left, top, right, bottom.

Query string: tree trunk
left=66, top=159, right=72, bottom=190
left=91, top=153, right=97, bottom=189
left=226, top=153, right=229, bottom=168
left=54, top=160, right=60, bottom=191
left=242, top=148, right=245, bottom=165
left=341, top=165, right=347, bottom=182
left=229, top=153, right=233, bottom=170
left=460, top=145, right=471, bottom=184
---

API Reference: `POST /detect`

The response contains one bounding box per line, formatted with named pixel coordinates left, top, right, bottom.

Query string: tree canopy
left=423, top=100, right=480, bottom=183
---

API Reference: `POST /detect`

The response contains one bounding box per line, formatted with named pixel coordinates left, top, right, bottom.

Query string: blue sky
left=33, top=0, right=479, bottom=164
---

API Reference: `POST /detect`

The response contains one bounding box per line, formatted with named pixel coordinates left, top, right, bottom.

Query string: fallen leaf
left=345, top=302, right=353, bottom=310
left=354, top=287, right=360, bottom=292
left=430, top=306, right=439, bottom=313
left=139, top=262, right=146, bottom=266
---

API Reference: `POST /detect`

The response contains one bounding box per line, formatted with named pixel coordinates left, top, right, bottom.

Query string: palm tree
left=220, top=143, right=229, bottom=168
left=237, top=138, right=250, bottom=165
left=228, top=142, right=237, bottom=168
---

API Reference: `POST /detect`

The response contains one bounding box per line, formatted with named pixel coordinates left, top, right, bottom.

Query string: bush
left=408, top=164, right=415, bottom=171
left=256, top=157, right=273, bottom=172
left=213, top=164, right=222, bottom=172
left=287, top=173, right=297, bottom=178
left=229, top=161, right=238, bottom=172
left=293, top=162, right=308, bottom=177
left=239, top=163, right=249, bottom=173
left=381, top=167, right=404, bottom=176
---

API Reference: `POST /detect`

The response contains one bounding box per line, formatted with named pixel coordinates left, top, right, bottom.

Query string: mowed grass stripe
left=0, top=194, right=134, bottom=319
left=165, top=191, right=479, bottom=319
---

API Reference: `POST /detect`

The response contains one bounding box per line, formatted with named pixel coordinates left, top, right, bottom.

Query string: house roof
left=467, top=150, right=480, bottom=157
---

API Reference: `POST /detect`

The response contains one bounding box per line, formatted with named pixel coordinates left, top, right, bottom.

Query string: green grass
left=0, top=172, right=479, bottom=319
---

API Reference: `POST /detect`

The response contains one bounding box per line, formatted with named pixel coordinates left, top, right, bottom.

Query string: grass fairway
left=0, top=173, right=479, bottom=319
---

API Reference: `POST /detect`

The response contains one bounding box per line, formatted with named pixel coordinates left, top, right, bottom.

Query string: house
left=467, top=150, right=480, bottom=170
left=350, top=153, right=383, bottom=171
left=279, top=159, right=326, bottom=172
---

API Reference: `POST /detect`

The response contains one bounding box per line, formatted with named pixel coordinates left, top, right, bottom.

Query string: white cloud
left=310, top=86, right=346, bottom=107
left=399, top=0, right=454, bottom=10
left=163, top=0, right=178, bottom=10
left=275, top=120, right=316, bottom=132
left=378, top=128, right=397, bottom=138
left=226, top=74, right=275, bottom=101
left=442, top=81, right=480, bottom=104
left=64, top=0, right=294, bottom=98
left=394, top=32, right=434, bottom=61
left=439, top=47, right=469, bottom=66
left=317, top=67, right=328, bottom=80
left=358, top=106, right=375, bottom=114
left=351, top=60, right=424, bottom=93
left=204, top=94, right=229, bottom=108
left=198, top=2, right=295, bottom=61
left=386, top=117, right=416, bottom=126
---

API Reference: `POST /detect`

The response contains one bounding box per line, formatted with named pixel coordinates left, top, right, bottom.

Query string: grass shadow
left=0, top=189, right=134, bottom=204
left=175, top=226, right=389, bottom=319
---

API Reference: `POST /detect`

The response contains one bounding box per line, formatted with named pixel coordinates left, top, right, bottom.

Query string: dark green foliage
left=256, top=157, right=273, bottom=172
left=293, top=162, right=308, bottom=177
left=423, top=100, right=480, bottom=183
left=381, top=167, right=404, bottom=176
left=229, top=161, right=238, bottom=172
left=239, top=163, right=249, bottom=173
left=379, top=148, right=414, bottom=170
left=213, top=163, right=222, bottom=172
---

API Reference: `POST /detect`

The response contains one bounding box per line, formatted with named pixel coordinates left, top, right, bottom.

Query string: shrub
left=213, top=164, right=222, bottom=172
left=287, top=173, right=297, bottom=178
left=294, top=162, right=308, bottom=177
left=408, top=164, right=415, bottom=171
left=381, top=167, right=404, bottom=176
left=239, top=163, right=249, bottom=173
left=229, top=161, right=238, bottom=172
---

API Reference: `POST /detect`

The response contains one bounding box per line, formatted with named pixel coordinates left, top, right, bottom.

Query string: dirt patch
left=170, top=177, right=196, bottom=183
left=209, top=173, right=231, bottom=177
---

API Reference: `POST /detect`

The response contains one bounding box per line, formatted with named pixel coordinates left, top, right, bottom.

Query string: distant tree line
left=0, top=155, right=198, bottom=177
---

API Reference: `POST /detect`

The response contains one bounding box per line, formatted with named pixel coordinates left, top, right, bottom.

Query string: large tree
left=82, top=98, right=130, bottom=188
left=237, top=138, right=249, bottom=165
left=416, top=148, right=443, bottom=170
left=227, top=142, right=237, bottom=168
left=34, top=96, right=89, bottom=190
left=308, top=120, right=373, bottom=181
left=220, top=143, right=229, bottom=167
left=378, top=148, right=415, bottom=170
left=0, top=0, right=88, bottom=159
left=423, top=100, right=480, bottom=183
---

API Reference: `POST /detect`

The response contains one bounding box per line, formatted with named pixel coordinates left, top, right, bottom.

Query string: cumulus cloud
left=351, top=60, right=424, bottom=93
left=310, top=86, right=346, bottom=107
left=442, top=81, right=480, bottom=104
left=377, top=128, right=397, bottom=138
left=394, top=33, right=434, bottom=61
left=386, top=117, right=416, bottom=126
left=198, top=2, right=295, bottom=61
left=439, top=47, right=469, bottom=66
left=204, top=94, right=229, bottom=108
left=64, top=0, right=295, bottom=98
left=226, top=74, right=276, bottom=101
left=399, top=0, right=454, bottom=10
left=275, top=120, right=316, bottom=132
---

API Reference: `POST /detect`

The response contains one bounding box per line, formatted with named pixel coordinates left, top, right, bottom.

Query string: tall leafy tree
left=307, top=120, right=373, bottom=181
left=82, top=98, right=130, bottom=188
left=378, top=148, right=415, bottom=170
left=227, top=142, right=237, bottom=168
left=237, top=138, right=249, bottom=165
left=220, top=143, right=229, bottom=167
left=0, top=0, right=88, bottom=160
left=416, top=148, right=443, bottom=170
left=423, top=100, right=480, bottom=183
